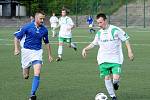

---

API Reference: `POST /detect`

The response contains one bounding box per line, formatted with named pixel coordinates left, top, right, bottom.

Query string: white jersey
left=92, top=25, right=129, bottom=65
left=58, top=16, right=74, bottom=38
left=49, top=16, right=58, bottom=27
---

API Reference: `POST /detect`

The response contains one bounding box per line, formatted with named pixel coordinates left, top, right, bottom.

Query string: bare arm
left=45, top=43, right=53, bottom=62
left=125, top=40, right=134, bottom=61
left=82, top=43, right=95, bottom=58
left=14, top=37, right=20, bottom=55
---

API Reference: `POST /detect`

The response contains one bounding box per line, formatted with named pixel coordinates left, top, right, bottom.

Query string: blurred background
left=0, top=0, right=149, bottom=28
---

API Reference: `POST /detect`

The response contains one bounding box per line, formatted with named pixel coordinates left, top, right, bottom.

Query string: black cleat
left=56, top=57, right=62, bottom=62
left=111, top=96, right=117, bottom=100
left=29, top=95, right=36, bottom=100
left=73, top=47, right=77, bottom=51
left=24, top=76, right=29, bottom=79
left=113, top=83, right=119, bottom=90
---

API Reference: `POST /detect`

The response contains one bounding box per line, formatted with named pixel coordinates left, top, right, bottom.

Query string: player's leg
left=29, top=60, right=42, bottom=100
left=56, top=37, right=64, bottom=61
left=112, top=64, right=121, bottom=90
left=99, top=63, right=116, bottom=99
left=23, top=67, right=30, bottom=79
left=21, top=49, right=32, bottom=79
left=66, top=38, right=77, bottom=51
left=51, top=27, right=54, bottom=37
left=105, top=75, right=117, bottom=100
left=91, top=28, right=96, bottom=33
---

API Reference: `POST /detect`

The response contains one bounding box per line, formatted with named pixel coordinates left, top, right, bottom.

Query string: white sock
left=58, top=46, right=63, bottom=58
left=52, top=31, right=55, bottom=37
left=105, top=79, right=116, bottom=97
left=71, top=42, right=76, bottom=48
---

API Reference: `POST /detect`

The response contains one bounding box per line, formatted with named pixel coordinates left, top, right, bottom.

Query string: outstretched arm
left=82, top=43, right=95, bottom=58
left=14, top=37, right=20, bottom=55
left=45, top=43, right=53, bottom=62
left=125, top=40, right=134, bottom=61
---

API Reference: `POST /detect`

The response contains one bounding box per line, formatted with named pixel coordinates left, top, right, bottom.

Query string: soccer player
left=14, top=11, right=53, bottom=100
left=30, top=15, right=34, bottom=22
left=82, top=13, right=134, bottom=100
left=86, top=15, right=95, bottom=33
left=56, top=8, right=77, bottom=61
left=49, top=12, right=58, bottom=37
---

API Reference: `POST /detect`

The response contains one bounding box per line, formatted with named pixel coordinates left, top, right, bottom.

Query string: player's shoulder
left=110, top=24, right=122, bottom=30
left=65, top=16, right=72, bottom=20
left=21, top=22, right=33, bottom=30
left=41, top=24, right=48, bottom=32
left=95, top=30, right=101, bottom=36
left=109, top=24, right=125, bottom=34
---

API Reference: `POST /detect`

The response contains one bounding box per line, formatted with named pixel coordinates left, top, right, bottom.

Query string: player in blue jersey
left=86, top=15, right=95, bottom=33
left=14, top=11, right=53, bottom=100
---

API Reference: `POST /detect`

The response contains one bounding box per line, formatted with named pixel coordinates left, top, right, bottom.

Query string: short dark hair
left=62, top=8, right=69, bottom=14
left=35, top=10, right=45, bottom=16
left=96, top=13, right=107, bottom=20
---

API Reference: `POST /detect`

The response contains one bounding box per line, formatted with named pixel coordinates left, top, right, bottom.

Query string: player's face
left=97, top=17, right=107, bottom=29
left=61, top=10, right=66, bottom=17
left=35, top=13, right=45, bottom=26
left=52, top=13, right=55, bottom=16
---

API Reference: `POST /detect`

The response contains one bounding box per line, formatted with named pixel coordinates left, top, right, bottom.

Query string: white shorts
left=21, top=48, right=43, bottom=69
left=89, top=24, right=93, bottom=28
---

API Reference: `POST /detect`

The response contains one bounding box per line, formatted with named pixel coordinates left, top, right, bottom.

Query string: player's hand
left=48, top=55, right=53, bottom=62
left=82, top=48, right=87, bottom=58
left=128, top=51, right=134, bottom=61
left=14, top=49, right=20, bottom=55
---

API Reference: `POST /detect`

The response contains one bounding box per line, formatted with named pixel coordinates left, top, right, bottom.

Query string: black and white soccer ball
left=95, top=93, right=108, bottom=100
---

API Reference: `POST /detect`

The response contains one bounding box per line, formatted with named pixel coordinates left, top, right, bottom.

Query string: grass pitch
left=0, top=27, right=150, bottom=100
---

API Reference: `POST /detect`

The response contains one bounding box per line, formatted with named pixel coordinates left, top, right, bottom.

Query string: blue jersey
left=87, top=16, right=93, bottom=25
left=14, top=22, right=49, bottom=50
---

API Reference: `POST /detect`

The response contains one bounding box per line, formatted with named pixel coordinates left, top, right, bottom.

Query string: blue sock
left=31, top=76, right=40, bottom=96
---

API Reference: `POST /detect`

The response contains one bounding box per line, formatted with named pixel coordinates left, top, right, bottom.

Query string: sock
left=31, top=76, right=40, bottom=96
left=105, top=79, right=116, bottom=97
left=113, top=79, right=119, bottom=85
left=52, top=31, right=55, bottom=37
left=71, top=43, right=76, bottom=48
left=58, top=46, right=63, bottom=57
left=90, top=29, right=92, bottom=33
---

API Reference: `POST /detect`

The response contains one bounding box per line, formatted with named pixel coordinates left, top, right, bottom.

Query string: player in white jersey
left=49, top=12, right=58, bottom=37
left=56, top=8, right=77, bottom=61
left=82, top=13, right=134, bottom=100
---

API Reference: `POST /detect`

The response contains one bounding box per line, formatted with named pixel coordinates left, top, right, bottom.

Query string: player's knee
left=113, top=74, right=120, bottom=80
left=104, top=75, right=111, bottom=80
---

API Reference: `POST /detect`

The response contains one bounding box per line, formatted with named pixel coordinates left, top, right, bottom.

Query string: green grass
left=0, top=27, right=150, bottom=100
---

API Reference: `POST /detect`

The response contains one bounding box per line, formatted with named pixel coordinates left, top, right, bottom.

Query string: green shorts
left=98, top=63, right=121, bottom=78
left=58, top=37, right=71, bottom=43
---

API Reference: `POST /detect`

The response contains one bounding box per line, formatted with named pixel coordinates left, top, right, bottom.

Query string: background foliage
left=18, top=0, right=135, bottom=16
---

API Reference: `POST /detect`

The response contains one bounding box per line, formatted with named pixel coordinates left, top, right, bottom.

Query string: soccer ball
left=95, top=93, right=108, bottom=100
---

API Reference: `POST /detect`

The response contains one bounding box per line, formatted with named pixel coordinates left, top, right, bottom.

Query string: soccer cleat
left=111, top=96, right=117, bottom=100
left=113, top=83, right=119, bottom=90
left=73, top=47, right=77, bottom=51
left=56, top=57, right=62, bottom=62
left=29, top=95, right=36, bottom=100
left=71, top=43, right=77, bottom=51
left=24, top=76, right=29, bottom=79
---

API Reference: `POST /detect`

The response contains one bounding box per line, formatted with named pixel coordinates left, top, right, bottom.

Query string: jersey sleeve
left=91, top=33, right=99, bottom=45
left=13, top=26, right=26, bottom=40
left=43, top=29, right=49, bottom=44
left=117, top=28, right=130, bottom=42
left=67, top=17, right=74, bottom=26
